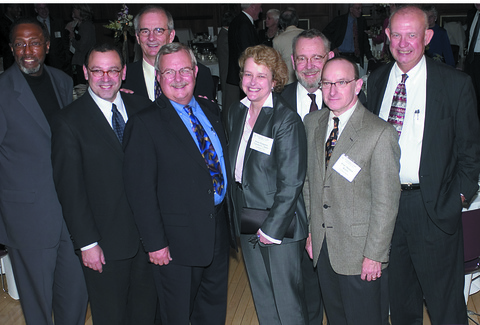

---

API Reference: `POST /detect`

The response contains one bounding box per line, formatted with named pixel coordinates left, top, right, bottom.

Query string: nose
left=328, top=84, right=338, bottom=96
left=23, top=44, right=33, bottom=55
left=306, top=58, right=313, bottom=69
left=148, top=31, right=155, bottom=41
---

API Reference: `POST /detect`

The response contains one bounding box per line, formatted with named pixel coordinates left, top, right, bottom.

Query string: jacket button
left=322, top=223, right=325, bottom=228
left=208, top=189, right=212, bottom=194
left=323, top=204, right=329, bottom=209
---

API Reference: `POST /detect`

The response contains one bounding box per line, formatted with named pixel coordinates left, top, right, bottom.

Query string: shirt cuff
left=80, top=242, right=98, bottom=251
left=259, top=229, right=282, bottom=244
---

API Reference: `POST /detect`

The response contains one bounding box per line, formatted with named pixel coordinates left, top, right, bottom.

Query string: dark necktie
left=111, top=103, right=125, bottom=143
left=325, top=117, right=339, bottom=168
left=307, top=93, right=318, bottom=112
left=468, top=12, right=480, bottom=64
left=387, top=74, right=408, bottom=136
left=43, top=19, right=48, bottom=33
left=154, top=73, right=162, bottom=99
left=184, top=105, right=224, bottom=195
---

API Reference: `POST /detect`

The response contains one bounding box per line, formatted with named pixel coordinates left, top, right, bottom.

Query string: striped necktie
left=387, top=74, right=408, bottom=136
left=111, top=103, right=125, bottom=143
left=325, top=117, right=339, bottom=168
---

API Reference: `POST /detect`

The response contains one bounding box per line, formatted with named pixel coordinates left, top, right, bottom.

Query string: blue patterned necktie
left=111, top=103, right=125, bottom=143
left=154, top=73, right=162, bottom=99
left=325, top=117, right=339, bottom=168
left=184, top=105, right=224, bottom=195
left=388, top=74, right=408, bottom=136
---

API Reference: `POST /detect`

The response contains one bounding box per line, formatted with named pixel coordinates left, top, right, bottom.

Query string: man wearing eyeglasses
left=123, top=42, right=235, bottom=325
left=51, top=43, right=156, bottom=325
left=123, top=5, right=215, bottom=101
left=303, top=57, right=400, bottom=324
left=0, top=18, right=88, bottom=324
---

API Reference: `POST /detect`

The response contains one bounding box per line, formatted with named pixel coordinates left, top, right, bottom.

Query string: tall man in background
left=123, top=5, right=215, bottom=101
left=368, top=6, right=480, bottom=324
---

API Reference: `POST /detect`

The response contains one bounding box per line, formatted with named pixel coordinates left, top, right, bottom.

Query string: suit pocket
left=351, top=223, right=368, bottom=237
left=0, top=189, right=35, bottom=204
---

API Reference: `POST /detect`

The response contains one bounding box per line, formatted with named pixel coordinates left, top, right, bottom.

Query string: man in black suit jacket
left=123, top=42, right=234, bottom=325
left=465, top=4, right=480, bottom=117
left=0, top=18, right=87, bottom=324
left=367, top=6, right=480, bottom=324
left=35, top=4, right=69, bottom=74
left=123, top=5, right=215, bottom=101
left=51, top=44, right=157, bottom=325
left=224, top=4, right=261, bottom=112
left=323, top=4, right=374, bottom=68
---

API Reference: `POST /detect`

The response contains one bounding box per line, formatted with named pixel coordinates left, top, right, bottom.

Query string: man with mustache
left=123, top=5, right=215, bottom=101
left=0, top=18, right=88, bottom=324
left=123, top=42, right=235, bottom=325
left=51, top=43, right=157, bottom=324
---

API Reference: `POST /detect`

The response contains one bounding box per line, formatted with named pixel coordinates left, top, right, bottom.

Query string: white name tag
left=332, top=154, right=361, bottom=182
left=55, top=31, right=62, bottom=38
left=250, top=132, right=273, bottom=155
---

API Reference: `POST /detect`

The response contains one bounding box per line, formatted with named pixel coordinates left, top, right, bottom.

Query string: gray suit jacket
left=0, top=64, right=72, bottom=249
left=228, top=93, right=308, bottom=242
left=303, top=102, right=400, bottom=275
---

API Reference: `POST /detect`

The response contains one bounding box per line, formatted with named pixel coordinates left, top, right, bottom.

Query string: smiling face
left=35, top=4, right=49, bottom=19
left=241, top=57, right=274, bottom=106
left=321, top=59, right=362, bottom=117
left=292, top=37, right=334, bottom=93
left=265, top=12, right=277, bottom=29
left=386, top=7, right=434, bottom=73
left=84, top=50, right=126, bottom=102
left=158, top=50, right=197, bottom=105
left=11, top=23, right=50, bottom=76
left=136, top=11, right=175, bottom=66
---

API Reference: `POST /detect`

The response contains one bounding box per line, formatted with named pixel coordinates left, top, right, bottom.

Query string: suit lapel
left=83, top=93, right=124, bottom=158
left=228, top=102, right=248, bottom=178
left=243, top=106, right=274, bottom=168
left=13, top=66, right=51, bottom=136
left=422, top=59, right=443, bottom=157
left=156, top=96, right=210, bottom=171
left=369, top=62, right=394, bottom=115
left=325, top=104, right=363, bottom=181
left=314, top=109, right=329, bottom=180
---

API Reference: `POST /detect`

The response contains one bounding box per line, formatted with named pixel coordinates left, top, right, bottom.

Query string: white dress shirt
left=297, top=83, right=323, bottom=121
left=378, top=56, right=427, bottom=184
left=142, top=59, right=156, bottom=101
left=324, top=101, right=357, bottom=143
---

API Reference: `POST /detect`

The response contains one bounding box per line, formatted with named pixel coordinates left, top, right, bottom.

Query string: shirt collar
left=242, top=11, right=254, bottom=25
left=393, top=55, right=426, bottom=79
left=240, top=92, right=274, bottom=109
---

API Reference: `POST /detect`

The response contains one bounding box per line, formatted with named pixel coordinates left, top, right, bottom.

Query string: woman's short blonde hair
left=238, top=45, right=288, bottom=93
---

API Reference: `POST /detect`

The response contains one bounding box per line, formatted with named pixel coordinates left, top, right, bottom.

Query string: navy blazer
left=51, top=92, right=152, bottom=259
left=123, top=94, right=235, bottom=266
left=367, top=57, right=480, bottom=234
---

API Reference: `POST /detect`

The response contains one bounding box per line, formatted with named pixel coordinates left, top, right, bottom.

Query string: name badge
left=332, top=154, right=361, bottom=182
left=250, top=132, right=273, bottom=155
left=55, top=31, right=62, bottom=38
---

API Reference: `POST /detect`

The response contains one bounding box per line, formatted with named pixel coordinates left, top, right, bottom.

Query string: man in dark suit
left=123, top=42, right=234, bottom=325
left=0, top=18, right=87, bottom=324
left=280, top=28, right=334, bottom=325
left=367, top=6, right=480, bottom=324
left=123, top=5, right=215, bottom=101
left=225, top=4, right=261, bottom=111
left=51, top=43, right=157, bottom=325
left=323, top=3, right=374, bottom=69
left=34, top=4, right=69, bottom=74
left=465, top=4, right=480, bottom=117
left=304, top=57, right=400, bottom=324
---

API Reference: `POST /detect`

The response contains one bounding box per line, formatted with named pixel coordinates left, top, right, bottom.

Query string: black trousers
left=388, top=189, right=467, bottom=325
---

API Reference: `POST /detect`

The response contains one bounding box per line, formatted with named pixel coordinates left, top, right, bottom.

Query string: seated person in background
left=423, top=5, right=456, bottom=67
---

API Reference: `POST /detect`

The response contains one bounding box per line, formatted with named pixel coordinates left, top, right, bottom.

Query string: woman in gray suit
left=228, top=45, right=309, bottom=324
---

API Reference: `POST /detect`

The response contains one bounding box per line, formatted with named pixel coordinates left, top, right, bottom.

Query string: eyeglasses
left=295, top=54, right=328, bottom=66
left=137, top=27, right=168, bottom=38
left=319, top=79, right=357, bottom=89
left=160, top=67, right=194, bottom=79
left=12, top=41, right=45, bottom=50
left=88, top=69, right=122, bottom=78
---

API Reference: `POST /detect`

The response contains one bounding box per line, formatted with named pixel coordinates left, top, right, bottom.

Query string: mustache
left=169, top=81, right=189, bottom=89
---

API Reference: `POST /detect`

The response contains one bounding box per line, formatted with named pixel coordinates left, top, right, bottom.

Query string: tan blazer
left=303, top=102, right=401, bottom=275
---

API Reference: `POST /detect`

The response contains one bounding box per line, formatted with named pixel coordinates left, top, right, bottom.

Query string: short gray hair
left=134, top=5, right=174, bottom=32
left=154, top=42, right=197, bottom=72
left=292, top=29, right=331, bottom=57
